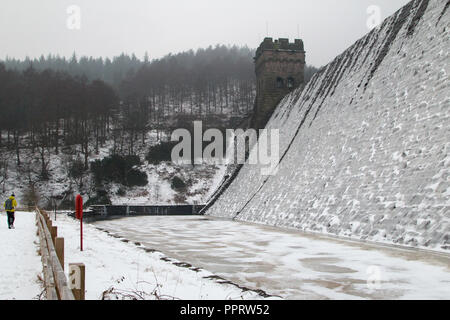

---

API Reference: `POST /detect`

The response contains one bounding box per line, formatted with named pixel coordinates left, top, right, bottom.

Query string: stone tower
left=253, top=37, right=305, bottom=129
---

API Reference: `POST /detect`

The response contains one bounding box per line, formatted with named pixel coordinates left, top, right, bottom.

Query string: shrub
left=90, top=155, right=148, bottom=187
left=171, top=176, right=186, bottom=191
left=126, top=169, right=148, bottom=187
left=146, top=141, right=178, bottom=164
left=84, top=190, right=112, bottom=207
left=69, top=159, right=85, bottom=179
left=116, top=188, right=126, bottom=196
left=22, top=185, right=40, bottom=207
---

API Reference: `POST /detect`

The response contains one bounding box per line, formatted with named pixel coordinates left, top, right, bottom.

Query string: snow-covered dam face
left=206, top=0, right=450, bottom=251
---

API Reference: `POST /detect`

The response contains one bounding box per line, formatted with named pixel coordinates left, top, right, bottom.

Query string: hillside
left=0, top=46, right=256, bottom=208
left=0, top=126, right=230, bottom=208
left=205, top=0, right=449, bottom=251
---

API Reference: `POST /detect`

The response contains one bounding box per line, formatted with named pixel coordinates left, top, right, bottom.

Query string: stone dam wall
left=206, top=0, right=449, bottom=251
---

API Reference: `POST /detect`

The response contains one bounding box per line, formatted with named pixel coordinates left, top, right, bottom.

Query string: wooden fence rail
left=35, top=208, right=85, bottom=300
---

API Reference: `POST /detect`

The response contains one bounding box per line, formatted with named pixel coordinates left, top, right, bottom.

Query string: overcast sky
left=0, top=0, right=410, bottom=67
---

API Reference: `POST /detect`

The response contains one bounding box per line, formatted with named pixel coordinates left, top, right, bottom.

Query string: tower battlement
left=255, top=37, right=305, bottom=60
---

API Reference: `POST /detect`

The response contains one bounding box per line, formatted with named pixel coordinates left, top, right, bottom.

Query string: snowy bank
left=52, top=213, right=268, bottom=300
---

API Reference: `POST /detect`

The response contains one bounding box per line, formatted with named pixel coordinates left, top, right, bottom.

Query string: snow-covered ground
left=0, top=211, right=43, bottom=300
left=109, top=161, right=227, bottom=205
left=51, top=213, right=268, bottom=300
left=94, top=215, right=450, bottom=300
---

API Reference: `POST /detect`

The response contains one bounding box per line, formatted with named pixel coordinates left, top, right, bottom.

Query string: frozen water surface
left=94, top=215, right=450, bottom=300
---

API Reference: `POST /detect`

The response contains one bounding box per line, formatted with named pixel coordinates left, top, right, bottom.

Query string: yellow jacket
left=4, top=196, right=18, bottom=212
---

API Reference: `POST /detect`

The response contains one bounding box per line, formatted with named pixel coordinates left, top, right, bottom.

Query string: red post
left=75, top=194, right=83, bottom=251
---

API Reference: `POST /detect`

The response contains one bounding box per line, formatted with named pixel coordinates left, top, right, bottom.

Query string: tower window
left=287, top=77, right=295, bottom=88
left=276, top=77, right=284, bottom=88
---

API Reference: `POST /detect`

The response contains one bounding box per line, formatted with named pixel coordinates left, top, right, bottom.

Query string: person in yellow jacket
left=4, top=194, right=18, bottom=229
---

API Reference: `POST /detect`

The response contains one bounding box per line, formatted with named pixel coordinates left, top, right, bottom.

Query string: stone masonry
left=207, top=0, right=449, bottom=251
left=253, top=38, right=305, bottom=129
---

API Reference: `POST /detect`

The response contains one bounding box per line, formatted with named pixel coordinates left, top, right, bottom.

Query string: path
left=0, top=211, right=43, bottom=300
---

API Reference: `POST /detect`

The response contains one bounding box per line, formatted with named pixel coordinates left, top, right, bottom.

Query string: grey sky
left=0, top=0, right=410, bottom=67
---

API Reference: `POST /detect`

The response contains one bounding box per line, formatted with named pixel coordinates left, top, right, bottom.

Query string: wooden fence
left=35, top=208, right=85, bottom=300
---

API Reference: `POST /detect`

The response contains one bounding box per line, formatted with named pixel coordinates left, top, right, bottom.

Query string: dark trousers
left=6, top=211, right=15, bottom=228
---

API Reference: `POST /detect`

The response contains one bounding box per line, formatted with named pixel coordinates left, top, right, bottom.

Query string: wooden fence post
left=36, top=208, right=76, bottom=300
left=51, top=226, right=58, bottom=244
left=55, top=238, right=64, bottom=270
left=69, top=263, right=85, bottom=300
